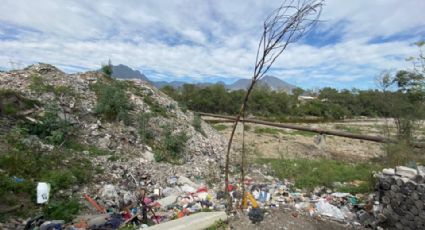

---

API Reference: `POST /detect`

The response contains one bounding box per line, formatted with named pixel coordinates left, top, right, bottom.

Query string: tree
left=101, top=59, right=113, bottom=77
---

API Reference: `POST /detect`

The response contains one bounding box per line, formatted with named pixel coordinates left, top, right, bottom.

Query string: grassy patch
left=289, top=130, right=316, bottom=137
left=334, top=124, right=362, bottom=134
left=43, top=198, right=81, bottom=222
left=154, top=124, right=188, bottom=164
left=254, top=127, right=282, bottom=135
left=212, top=124, right=227, bottom=131
left=0, top=90, right=40, bottom=117
left=0, top=128, right=94, bottom=220
left=204, top=220, right=228, bottom=230
left=143, top=95, right=168, bottom=117
left=257, top=158, right=381, bottom=192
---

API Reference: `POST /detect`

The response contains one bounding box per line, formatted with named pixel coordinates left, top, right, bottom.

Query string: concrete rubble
left=374, top=165, right=425, bottom=229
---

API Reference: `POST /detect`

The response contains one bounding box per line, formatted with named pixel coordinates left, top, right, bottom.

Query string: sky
left=0, top=0, right=424, bottom=89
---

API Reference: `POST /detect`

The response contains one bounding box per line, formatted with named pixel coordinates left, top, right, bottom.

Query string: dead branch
left=224, top=0, right=323, bottom=211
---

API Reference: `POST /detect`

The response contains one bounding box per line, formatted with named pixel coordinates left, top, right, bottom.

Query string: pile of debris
left=225, top=169, right=376, bottom=228
left=374, top=166, right=425, bottom=229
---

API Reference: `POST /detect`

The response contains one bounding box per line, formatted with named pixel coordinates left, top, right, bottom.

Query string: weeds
left=22, top=105, right=72, bottom=145
left=0, top=90, right=39, bottom=117
left=43, top=198, right=81, bottom=222
left=212, top=124, right=227, bottom=131
left=334, top=124, right=362, bottom=134
left=193, top=113, right=205, bottom=136
left=257, top=158, right=381, bottom=193
left=143, top=96, right=168, bottom=117
left=154, top=124, right=188, bottom=163
left=92, top=80, right=132, bottom=125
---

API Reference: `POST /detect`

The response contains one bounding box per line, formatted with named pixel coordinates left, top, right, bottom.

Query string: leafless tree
left=224, top=0, right=323, bottom=210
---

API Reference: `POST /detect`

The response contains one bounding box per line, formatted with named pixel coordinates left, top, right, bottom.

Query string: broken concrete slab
left=395, top=166, right=417, bottom=179
left=157, top=195, right=178, bottom=207
left=146, top=211, right=227, bottom=230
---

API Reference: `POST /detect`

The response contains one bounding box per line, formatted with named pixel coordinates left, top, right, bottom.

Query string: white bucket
left=37, top=182, right=51, bottom=204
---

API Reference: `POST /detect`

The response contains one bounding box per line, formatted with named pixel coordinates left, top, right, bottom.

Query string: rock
left=383, top=168, right=396, bottom=176
left=157, top=195, right=178, bottom=207
left=99, top=184, right=119, bottom=206
left=162, top=187, right=181, bottom=197
left=395, top=166, right=417, bottom=179
left=178, top=176, right=198, bottom=188
left=143, top=150, right=155, bottom=162
left=86, top=214, right=110, bottom=228
left=98, top=134, right=111, bottom=149
left=181, top=184, right=196, bottom=193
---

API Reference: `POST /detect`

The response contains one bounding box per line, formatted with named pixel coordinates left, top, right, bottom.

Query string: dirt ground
left=228, top=209, right=358, bottom=230
left=208, top=117, right=425, bottom=162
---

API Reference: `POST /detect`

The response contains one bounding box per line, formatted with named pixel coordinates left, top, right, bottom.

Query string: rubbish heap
left=374, top=166, right=425, bottom=229
left=226, top=171, right=375, bottom=228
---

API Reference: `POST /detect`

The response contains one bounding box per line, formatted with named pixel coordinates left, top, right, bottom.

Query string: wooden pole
left=199, top=112, right=425, bottom=148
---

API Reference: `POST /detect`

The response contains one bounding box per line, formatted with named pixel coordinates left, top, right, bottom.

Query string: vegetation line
left=199, top=112, right=425, bottom=148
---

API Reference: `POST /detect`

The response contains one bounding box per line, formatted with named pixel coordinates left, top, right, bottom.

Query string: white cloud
left=0, top=0, right=424, bottom=88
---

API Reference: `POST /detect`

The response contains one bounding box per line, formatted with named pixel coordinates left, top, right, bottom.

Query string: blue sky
left=0, top=0, right=424, bottom=89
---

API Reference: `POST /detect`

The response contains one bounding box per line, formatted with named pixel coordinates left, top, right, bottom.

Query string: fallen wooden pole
left=199, top=112, right=425, bottom=148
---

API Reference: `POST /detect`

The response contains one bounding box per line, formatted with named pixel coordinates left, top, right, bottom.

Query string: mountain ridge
left=111, top=64, right=296, bottom=92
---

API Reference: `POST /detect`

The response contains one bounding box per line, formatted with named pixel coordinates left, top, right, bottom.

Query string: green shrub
left=42, top=170, right=77, bottom=192
left=23, top=105, right=72, bottom=145
left=155, top=124, right=188, bottom=163
left=29, top=74, right=54, bottom=93
left=53, top=85, right=75, bottom=97
left=143, top=96, right=168, bottom=117
left=43, top=199, right=80, bottom=222
left=93, top=81, right=132, bottom=124
left=101, top=61, right=113, bottom=77
left=192, top=113, right=205, bottom=136
left=138, top=113, right=154, bottom=144
left=0, top=90, right=39, bottom=117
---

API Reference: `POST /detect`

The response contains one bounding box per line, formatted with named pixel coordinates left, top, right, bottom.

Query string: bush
left=193, top=113, right=205, bottom=136
left=28, top=74, right=54, bottom=93
left=93, top=81, right=132, bottom=124
left=138, top=113, right=154, bottom=144
left=155, top=124, right=188, bottom=163
left=42, top=170, right=77, bottom=192
left=143, top=96, right=168, bottom=117
left=23, top=105, right=72, bottom=145
left=0, top=90, right=39, bottom=117
left=43, top=199, right=80, bottom=222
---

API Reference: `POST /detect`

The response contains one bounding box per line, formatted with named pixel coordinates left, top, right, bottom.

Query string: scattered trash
left=315, top=199, right=346, bottom=220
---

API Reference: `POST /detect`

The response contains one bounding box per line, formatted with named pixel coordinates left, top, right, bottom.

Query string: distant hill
left=226, top=75, right=296, bottom=92
left=111, top=64, right=150, bottom=81
left=111, top=64, right=296, bottom=92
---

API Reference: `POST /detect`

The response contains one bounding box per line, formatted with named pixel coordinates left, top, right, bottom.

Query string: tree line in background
left=161, top=42, right=424, bottom=140
left=161, top=83, right=423, bottom=121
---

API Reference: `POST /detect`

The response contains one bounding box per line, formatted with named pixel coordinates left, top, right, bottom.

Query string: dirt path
left=228, top=209, right=357, bottom=230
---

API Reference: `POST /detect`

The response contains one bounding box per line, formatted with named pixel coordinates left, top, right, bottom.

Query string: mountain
left=111, top=64, right=296, bottom=92
left=111, top=64, right=150, bottom=81
left=226, top=75, right=296, bottom=92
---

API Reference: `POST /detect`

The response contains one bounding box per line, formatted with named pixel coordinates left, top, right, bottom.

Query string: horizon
left=0, top=0, right=424, bottom=89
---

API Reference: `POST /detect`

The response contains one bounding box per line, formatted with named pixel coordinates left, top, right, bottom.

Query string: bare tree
left=224, top=0, right=323, bottom=210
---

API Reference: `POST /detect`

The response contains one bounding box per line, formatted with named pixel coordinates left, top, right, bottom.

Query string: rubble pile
left=0, top=63, right=226, bottom=165
left=375, top=166, right=425, bottom=229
